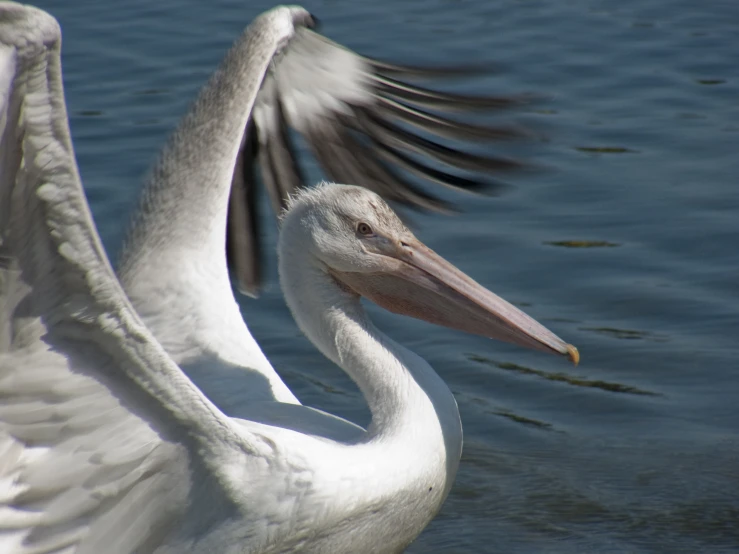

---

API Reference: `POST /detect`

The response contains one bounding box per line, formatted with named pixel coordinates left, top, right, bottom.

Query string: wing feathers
left=308, top=119, right=450, bottom=212
left=372, top=73, right=530, bottom=111
left=1, top=4, right=265, bottom=551
left=356, top=109, right=521, bottom=174
left=229, top=27, right=533, bottom=295
left=227, top=119, right=262, bottom=297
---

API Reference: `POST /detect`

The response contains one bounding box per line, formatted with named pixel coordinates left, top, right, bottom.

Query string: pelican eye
left=356, top=222, right=374, bottom=236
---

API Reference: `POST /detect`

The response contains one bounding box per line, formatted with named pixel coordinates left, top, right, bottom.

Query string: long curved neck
left=279, top=242, right=463, bottom=480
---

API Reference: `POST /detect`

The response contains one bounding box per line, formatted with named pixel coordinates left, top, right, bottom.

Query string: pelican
left=0, top=4, right=578, bottom=553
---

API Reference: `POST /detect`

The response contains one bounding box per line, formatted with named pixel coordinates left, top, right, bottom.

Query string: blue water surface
left=30, top=0, right=739, bottom=551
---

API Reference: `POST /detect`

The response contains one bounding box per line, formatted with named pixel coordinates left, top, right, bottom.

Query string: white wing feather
left=0, top=5, right=271, bottom=552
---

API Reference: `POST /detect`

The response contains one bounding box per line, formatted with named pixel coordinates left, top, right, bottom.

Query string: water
left=32, top=0, right=739, bottom=551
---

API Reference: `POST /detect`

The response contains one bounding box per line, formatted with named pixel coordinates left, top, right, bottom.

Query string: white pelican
left=0, top=3, right=578, bottom=553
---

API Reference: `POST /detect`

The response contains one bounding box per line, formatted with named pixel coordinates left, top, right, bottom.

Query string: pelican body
left=0, top=4, right=576, bottom=553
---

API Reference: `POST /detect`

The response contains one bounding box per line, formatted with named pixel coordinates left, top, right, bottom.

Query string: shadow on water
left=454, top=390, right=559, bottom=432
left=580, top=326, right=670, bottom=342
left=465, top=354, right=660, bottom=396
left=574, top=146, right=639, bottom=154
left=544, top=240, right=620, bottom=248
left=76, top=109, right=104, bottom=117
left=489, top=409, right=557, bottom=431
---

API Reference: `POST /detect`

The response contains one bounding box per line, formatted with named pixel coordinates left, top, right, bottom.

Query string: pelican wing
left=229, top=27, right=528, bottom=295
left=0, top=5, right=268, bottom=552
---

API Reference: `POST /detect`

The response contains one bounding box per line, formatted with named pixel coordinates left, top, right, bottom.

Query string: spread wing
left=0, top=5, right=270, bottom=552
left=228, top=26, right=530, bottom=296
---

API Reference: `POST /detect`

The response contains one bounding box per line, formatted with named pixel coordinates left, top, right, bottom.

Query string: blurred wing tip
left=404, top=197, right=457, bottom=215
left=478, top=179, right=513, bottom=197
left=236, top=281, right=261, bottom=299
left=367, top=59, right=499, bottom=78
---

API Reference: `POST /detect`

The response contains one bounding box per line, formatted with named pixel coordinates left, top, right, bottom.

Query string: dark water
left=34, top=0, right=739, bottom=551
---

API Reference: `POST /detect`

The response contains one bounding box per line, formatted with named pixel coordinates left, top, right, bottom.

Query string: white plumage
left=0, top=4, right=576, bottom=553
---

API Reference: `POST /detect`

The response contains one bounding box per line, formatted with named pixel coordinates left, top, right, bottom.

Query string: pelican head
left=281, top=183, right=579, bottom=363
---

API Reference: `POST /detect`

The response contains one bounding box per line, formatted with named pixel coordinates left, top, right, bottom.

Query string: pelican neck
left=278, top=245, right=462, bottom=449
